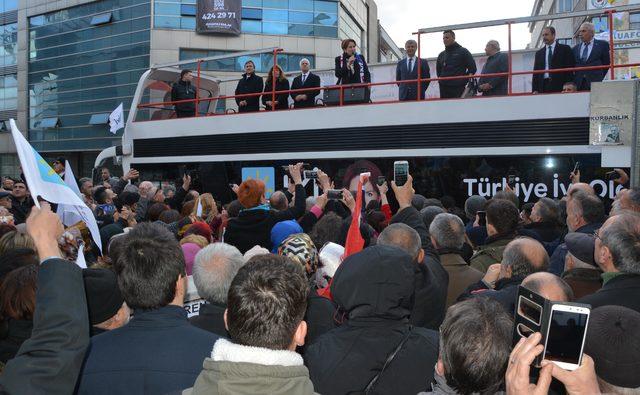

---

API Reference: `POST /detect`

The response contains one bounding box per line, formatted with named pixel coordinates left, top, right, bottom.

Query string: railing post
left=607, top=10, right=615, bottom=80
left=339, top=85, right=344, bottom=106
left=507, top=21, right=513, bottom=95
left=196, top=59, right=201, bottom=117
left=417, top=32, right=422, bottom=101
left=272, top=48, right=278, bottom=111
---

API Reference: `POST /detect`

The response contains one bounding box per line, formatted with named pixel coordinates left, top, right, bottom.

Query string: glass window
left=242, top=8, right=263, bottom=20
left=155, top=2, right=181, bottom=15
left=263, top=0, right=287, bottom=8
left=314, top=0, right=337, bottom=13
left=89, top=113, right=110, bottom=124
left=180, top=4, right=196, bottom=16
left=262, top=22, right=287, bottom=34
left=314, top=11, right=336, bottom=26
left=90, top=12, right=113, bottom=26
left=155, top=16, right=181, bottom=28
left=288, top=23, right=313, bottom=36
left=263, top=9, right=287, bottom=22
left=39, top=117, right=60, bottom=128
left=315, top=25, right=337, bottom=37
left=592, top=16, right=608, bottom=33
left=242, top=19, right=262, bottom=33
left=630, top=13, right=640, bottom=30
left=557, top=0, right=573, bottom=13
left=4, top=0, right=17, bottom=13
left=289, top=0, right=313, bottom=10
left=290, top=11, right=313, bottom=23
left=243, top=0, right=262, bottom=6
left=557, top=38, right=573, bottom=46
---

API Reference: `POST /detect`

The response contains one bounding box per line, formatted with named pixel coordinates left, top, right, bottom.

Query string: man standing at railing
left=235, top=60, right=264, bottom=113
left=477, top=40, right=508, bottom=96
left=171, top=69, right=196, bottom=118
left=573, top=22, right=610, bottom=91
left=291, top=58, right=321, bottom=108
left=532, top=26, right=575, bottom=94
left=396, top=39, right=430, bottom=101
left=436, top=30, right=477, bottom=99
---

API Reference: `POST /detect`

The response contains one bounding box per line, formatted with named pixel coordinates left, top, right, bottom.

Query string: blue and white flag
left=10, top=119, right=103, bottom=253
left=109, top=103, right=124, bottom=134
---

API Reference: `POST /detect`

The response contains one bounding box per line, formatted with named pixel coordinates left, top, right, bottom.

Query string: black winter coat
left=578, top=273, right=640, bottom=313
left=189, top=302, right=228, bottom=338
left=0, top=319, right=32, bottom=363
left=304, top=245, right=439, bottom=395
left=262, top=78, right=290, bottom=110
left=171, top=80, right=196, bottom=114
left=235, top=73, right=264, bottom=112
left=436, top=42, right=477, bottom=87
left=224, top=184, right=306, bottom=253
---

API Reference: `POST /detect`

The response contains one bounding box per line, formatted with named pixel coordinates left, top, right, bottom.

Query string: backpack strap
left=363, top=326, right=413, bottom=394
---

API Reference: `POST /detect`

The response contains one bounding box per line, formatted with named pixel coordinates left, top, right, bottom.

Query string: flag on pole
left=9, top=119, right=103, bottom=253
left=317, top=172, right=369, bottom=301
left=109, top=103, right=124, bottom=134
left=56, top=160, right=103, bottom=253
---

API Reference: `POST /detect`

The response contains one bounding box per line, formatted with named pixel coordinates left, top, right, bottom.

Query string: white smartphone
left=542, top=304, right=590, bottom=371
left=394, top=161, right=409, bottom=186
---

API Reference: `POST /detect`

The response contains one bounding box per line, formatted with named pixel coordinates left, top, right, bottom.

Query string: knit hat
left=237, top=179, right=265, bottom=209
left=270, top=220, right=303, bottom=253
left=278, top=233, right=318, bottom=275
left=184, top=221, right=213, bottom=243
left=82, top=268, right=124, bottom=325
left=181, top=243, right=201, bottom=276
left=584, top=305, right=640, bottom=388
left=565, top=233, right=596, bottom=267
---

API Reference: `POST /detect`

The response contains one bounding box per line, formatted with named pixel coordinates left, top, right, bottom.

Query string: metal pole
left=196, top=59, right=201, bottom=117
left=417, top=32, right=422, bottom=101
left=508, top=22, right=513, bottom=95
left=272, top=48, right=278, bottom=111
left=607, top=10, right=615, bottom=80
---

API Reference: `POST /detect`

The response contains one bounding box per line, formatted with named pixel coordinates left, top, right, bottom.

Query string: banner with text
left=197, top=0, right=241, bottom=35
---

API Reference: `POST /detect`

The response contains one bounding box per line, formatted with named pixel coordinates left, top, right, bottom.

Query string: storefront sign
left=197, top=0, right=241, bottom=35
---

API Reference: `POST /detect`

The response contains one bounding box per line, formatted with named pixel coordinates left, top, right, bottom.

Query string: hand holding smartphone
left=394, top=161, right=409, bottom=186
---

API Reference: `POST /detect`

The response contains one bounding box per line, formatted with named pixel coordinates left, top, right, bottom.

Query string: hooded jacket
left=304, top=245, right=439, bottom=395
left=186, top=339, right=317, bottom=395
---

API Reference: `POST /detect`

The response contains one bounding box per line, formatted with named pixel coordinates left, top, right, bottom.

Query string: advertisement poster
left=197, top=0, right=241, bottom=35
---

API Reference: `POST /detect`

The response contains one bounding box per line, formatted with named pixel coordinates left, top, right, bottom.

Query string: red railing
left=137, top=9, right=634, bottom=119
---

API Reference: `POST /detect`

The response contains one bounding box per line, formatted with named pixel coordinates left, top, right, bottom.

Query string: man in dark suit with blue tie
left=573, top=21, right=610, bottom=91
left=290, top=58, right=321, bottom=109
left=396, top=40, right=430, bottom=101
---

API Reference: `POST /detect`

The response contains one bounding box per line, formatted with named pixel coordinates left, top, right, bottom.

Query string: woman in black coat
left=235, top=60, right=264, bottom=113
left=262, top=65, right=290, bottom=111
left=334, top=38, right=371, bottom=103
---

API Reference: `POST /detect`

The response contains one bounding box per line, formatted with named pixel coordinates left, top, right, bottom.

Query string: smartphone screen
left=327, top=189, right=343, bottom=200
left=394, top=161, right=409, bottom=186
left=477, top=211, right=487, bottom=227
left=544, top=308, right=589, bottom=366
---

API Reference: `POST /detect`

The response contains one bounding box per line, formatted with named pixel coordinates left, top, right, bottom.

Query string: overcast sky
left=374, top=0, right=536, bottom=57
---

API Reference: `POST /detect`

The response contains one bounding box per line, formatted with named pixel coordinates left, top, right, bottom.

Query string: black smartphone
left=327, top=189, right=343, bottom=200
left=508, top=175, right=516, bottom=188
left=304, top=170, right=318, bottom=180
left=377, top=176, right=386, bottom=186
left=477, top=211, right=487, bottom=227
left=394, top=161, right=409, bottom=186
left=606, top=170, right=621, bottom=181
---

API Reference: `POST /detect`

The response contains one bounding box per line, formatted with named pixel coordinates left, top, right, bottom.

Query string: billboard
left=196, top=0, right=241, bottom=35
left=588, top=0, right=640, bottom=9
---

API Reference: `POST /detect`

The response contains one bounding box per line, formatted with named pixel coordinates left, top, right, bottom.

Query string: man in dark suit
left=578, top=214, right=640, bottom=313
left=77, top=223, right=219, bottom=394
left=396, top=39, right=430, bottom=101
left=532, top=26, right=575, bottom=93
left=573, top=21, right=610, bottom=91
left=290, top=58, right=321, bottom=109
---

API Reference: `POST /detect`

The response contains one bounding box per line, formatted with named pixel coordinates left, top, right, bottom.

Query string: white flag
left=196, top=198, right=203, bottom=217
left=109, top=103, right=124, bottom=134
left=9, top=119, right=103, bottom=253
left=75, top=244, right=87, bottom=269
left=56, top=160, right=103, bottom=253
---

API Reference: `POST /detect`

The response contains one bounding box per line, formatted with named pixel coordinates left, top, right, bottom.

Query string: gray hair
left=502, top=237, right=549, bottom=278
left=487, top=40, right=500, bottom=51
left=430, top=213, right=465, bottom=250
left=193, top=243, right=246, bottom=304
left=163, top=184, right=176, bottom=195
left=78, top=177, right=92, bottom=187
left=580, top=22, right=595, bottom=33
left=535, top=197, right=559, bottom=223
left=138, top=181, right=155, bottom=199
left=464, top=195, right=487, bottom=220
left=601, top=214, right=640, bottom=274
left=299, top=58, right=311, bottom=67
left=377, top=223, right=421, bottom=261
left=405, top=39, right=417, bottom=47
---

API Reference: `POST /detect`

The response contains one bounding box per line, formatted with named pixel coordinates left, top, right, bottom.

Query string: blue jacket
left=76, top=305, right=218, bottom=395
left=573, top=39, right=610, bottom=90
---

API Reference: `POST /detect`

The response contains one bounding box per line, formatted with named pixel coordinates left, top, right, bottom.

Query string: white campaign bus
left=94, top=8, right=639, bottom=206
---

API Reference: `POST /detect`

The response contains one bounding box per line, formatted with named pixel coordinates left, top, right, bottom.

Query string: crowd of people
left=171, top=23, right=609, bottom=117
left=0, top=156, right=638, bottom=395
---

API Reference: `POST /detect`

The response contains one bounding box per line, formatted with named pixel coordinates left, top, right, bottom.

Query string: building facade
left=0, top=0, right=399, bottom=177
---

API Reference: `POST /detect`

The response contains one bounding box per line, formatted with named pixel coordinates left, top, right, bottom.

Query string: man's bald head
left=522, top=272, right=573, bottom=302
left=377, top=223, right=422, bottom=262
left=501, top=238, right=549, bottom=279
left=269, top=191, right=289, bottom=211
